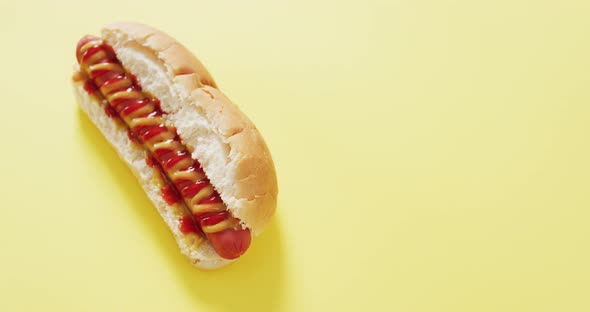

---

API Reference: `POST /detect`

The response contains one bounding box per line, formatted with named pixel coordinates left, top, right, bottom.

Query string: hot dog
left=73, top=23, right=278, bottom=269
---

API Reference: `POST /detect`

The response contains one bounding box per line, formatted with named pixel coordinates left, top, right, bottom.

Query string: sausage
left=77, top=36, right=251, bottom=260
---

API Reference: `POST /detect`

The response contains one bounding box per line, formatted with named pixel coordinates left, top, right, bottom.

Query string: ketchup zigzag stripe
left=76, top=35, right=251, bottom=260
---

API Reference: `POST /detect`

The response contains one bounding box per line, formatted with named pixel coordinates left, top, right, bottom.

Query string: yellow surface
left=1, top=0, right=589, bottom=311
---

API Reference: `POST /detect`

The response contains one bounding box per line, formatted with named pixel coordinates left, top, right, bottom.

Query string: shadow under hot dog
left=169, top=218, right=285, bottom=312
left=77, top=108, right=286, bottom=312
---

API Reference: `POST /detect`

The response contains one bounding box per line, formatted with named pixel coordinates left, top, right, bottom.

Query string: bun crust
left=101, top=22, right=278, bottom=235
left=73, top=22, right=277, bottom=267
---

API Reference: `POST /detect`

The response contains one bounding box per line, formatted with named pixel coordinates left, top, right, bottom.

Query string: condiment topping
left=76, top=35, right=251, bottom=259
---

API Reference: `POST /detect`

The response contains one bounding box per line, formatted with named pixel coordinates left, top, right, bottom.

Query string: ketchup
left=145, top=156, right=156, bottom=168
left=127, top=129, right=141, bottom=144
left=161, top=185, right=181, bottom=205
left=104, top=105, right=117, bottom=119
left=83, top=80, right=98, bottom=95
left=179, top=215, right=199, bottom=234
left=76, top=35, right=251, bottom=259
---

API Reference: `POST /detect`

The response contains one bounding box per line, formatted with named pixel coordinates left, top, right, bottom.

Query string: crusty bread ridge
left=101, top=22, right=278, bottom=235
left=74, top=81, right=230, bottom=269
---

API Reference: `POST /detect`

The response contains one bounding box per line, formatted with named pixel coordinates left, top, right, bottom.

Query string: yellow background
left=1, top=0, right=589, bottom=311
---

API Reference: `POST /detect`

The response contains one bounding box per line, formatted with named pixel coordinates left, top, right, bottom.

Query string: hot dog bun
left=73, top=22, right=278, bottom=269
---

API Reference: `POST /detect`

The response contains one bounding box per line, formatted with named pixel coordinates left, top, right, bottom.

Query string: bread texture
left=102, top=22, right=278, bottom=235
left=73, top=22, right=278, bottom=268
